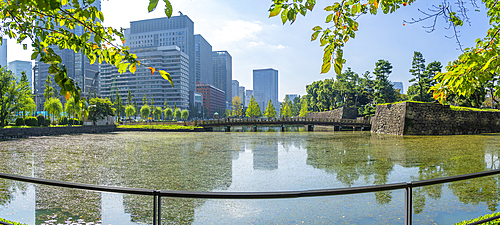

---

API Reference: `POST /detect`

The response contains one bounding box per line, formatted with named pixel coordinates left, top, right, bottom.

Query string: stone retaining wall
left=371, top=102, right=500, bottom=135
left=306, top=106, right=358, bottom=119
left=0, top=125, right=117, bottom=139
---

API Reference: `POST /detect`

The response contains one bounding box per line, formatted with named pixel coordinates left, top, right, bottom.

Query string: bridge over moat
left=200, top=117, right=371, bottom=132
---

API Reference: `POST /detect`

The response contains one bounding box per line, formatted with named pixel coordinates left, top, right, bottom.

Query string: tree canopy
left=269, top=0, right=500, bottom=103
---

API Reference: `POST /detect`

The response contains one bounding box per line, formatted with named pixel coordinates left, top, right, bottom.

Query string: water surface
left=0, top=131, right=499, bottom=224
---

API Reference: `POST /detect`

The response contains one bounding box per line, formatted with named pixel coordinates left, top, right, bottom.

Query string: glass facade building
left=253, top=68, right=278, bottom=114
left=212, top=51, right=232, bottom=107
left=195, top=34, right=213, bottom=85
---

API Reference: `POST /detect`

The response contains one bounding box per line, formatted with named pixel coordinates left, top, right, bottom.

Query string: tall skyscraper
left=245, top=89, right=253, bottom=107
left=0, top=39, right=6, bottom=68
left=253, top=68, right=278, bottom=113
left=212, top=51, right=232, bottom=107
left=100, top=46, right=190, bottom=110
left=126, top=15, right=195, bottom=106
left=195, top=34, right=213, bottom=85
left=8, top=60, right=33, bottom=92
left=35, top=0, right=101, bottom=105
left=231, top=80, right=239, bottom=99
left=238, top=86, right=245, bottom=107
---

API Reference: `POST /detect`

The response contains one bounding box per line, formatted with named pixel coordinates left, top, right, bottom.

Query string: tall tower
left=253, top=68, right=278, bottom=113
left=212, top=51, right=232, bottom=107
left=195, top=34, right=213, bottom=85
left=126, top=15, right=195, bottom=106
left=8, top=60, right=33, bottom=92
left=0, top=38, right=6, bottom=68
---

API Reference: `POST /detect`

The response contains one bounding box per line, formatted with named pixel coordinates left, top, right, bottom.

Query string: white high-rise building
left=125, top=15, right=196, bottom=107
left=8, top=60, right=33, bottom=93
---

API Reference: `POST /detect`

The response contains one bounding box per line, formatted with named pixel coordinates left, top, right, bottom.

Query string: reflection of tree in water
left=32, top=135, right=109, bottom=223
left=305, top=133, right=397, bottom=204
left=402, top=135, right=500, bottom=214
left=114, top=133, right=233, bottom=224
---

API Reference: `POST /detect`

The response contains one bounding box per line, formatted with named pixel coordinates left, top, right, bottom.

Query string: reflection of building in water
left=120, top=135, right=233, bottom=224
left=252, top=141, right=278, bottom=170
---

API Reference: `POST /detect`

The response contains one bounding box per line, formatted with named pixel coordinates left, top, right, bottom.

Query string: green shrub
left=59, top=116, right=68, bottom=125
left=25, top=117, right=38, bottom=126
left=36, top=114, right=45, bottom=126
left=45, top=119, right=51, bottom=126
left=455, top=212, right=500, bottom=225
left=0, top=218, right=27, bottom=225
left=15, top=118, right=24, bottom=126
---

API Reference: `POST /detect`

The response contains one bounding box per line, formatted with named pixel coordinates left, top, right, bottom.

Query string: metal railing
left=1, top=169, right=500, bottom=225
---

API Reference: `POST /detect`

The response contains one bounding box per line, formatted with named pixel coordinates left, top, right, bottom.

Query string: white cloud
left=212, top=20, right=262, bottom=43
left=247, top=41, right=287, bottom=50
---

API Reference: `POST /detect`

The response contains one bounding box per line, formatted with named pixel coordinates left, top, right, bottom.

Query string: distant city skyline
left=3, top=1, right=491, bottom=100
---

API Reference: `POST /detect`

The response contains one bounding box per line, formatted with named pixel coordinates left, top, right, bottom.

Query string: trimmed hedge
left=455, top=212, right=500, bottom=225
left=36, top=114, right=45, bottom=126
left=15, top=118, right=24, bottom=126
left=25, top=117, right=38, bottom=126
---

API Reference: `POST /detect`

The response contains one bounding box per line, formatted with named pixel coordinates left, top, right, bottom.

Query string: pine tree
left=373, top=60, right=397, bottom=104
left=264, top=99, right=277, bottom=118
left=127, top=89, right=133, bottom=105
left=142, top=94, right=147, bottom=106
left=299, top=98, right=308, bottom=117
left=245, top=95, right=262, bottom=118
left=409, top=51, right=426, bottom=101
left=44, top=74, right=54, bottom=100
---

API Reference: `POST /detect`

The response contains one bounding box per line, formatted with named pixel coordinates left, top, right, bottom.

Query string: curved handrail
left=1, top=169, right=499, bottom=199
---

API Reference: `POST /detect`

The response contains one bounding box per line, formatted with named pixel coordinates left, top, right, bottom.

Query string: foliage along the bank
left=269, top=0, right=500, bottom=106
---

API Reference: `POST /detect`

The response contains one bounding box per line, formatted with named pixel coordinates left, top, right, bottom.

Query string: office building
left=232, top=80, right=239, bottom=99
left=195, top=34, right=213, bottom=85
left=245, top=89, right=253, bottom=107
left=392, top=82, right=404, bottom=94
left=253, top=68, right=278, bottom=113
left=238, top=86, right=245, bottom=107
left=125, top=15, right=195, bottom=106
left=213, top=51, right=232, bottom=107
left=100, top=46, right=189, bottom=110
left=8, top=60, right=33, bottom=92
left=0, top=39, right=6, bottom=67
left=196, top=82, right=225, bottom=118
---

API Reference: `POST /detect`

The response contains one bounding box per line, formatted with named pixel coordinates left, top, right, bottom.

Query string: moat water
left=0, top=131, right=500, bottom=224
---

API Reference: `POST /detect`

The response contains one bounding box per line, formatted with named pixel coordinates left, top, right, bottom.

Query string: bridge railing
left=201, top=117, right=370, bottom=125
left=1, top=169, right=500, bottom=225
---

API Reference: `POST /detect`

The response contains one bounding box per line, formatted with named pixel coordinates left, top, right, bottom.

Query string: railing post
left=158, top=195, right=162, bottom=225
left=153, top=191, right=158, bottom=225
left=405, top=183, right=413, bottom=225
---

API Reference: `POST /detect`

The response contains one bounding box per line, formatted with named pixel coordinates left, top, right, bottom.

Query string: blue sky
left=6, top=0, right=491, bottom=100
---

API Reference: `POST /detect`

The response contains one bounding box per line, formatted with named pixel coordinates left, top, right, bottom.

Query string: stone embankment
left=306, top=106, right=359, bottom=119
left=0, top=125, right=117, bottom=139
left=371, top=102, right=500, bottom=135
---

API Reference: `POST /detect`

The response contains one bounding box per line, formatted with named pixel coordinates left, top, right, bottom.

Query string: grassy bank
left=1, top=125, right=82, bottom=129
left=378, top=101, right=500, bottom=112
left=455, top=212, right=500, bottom=225
left=0, top=218, right=27, bottom=225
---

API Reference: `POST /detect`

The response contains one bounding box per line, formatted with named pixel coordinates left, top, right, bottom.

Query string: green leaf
left=23, top=44, right=27, bottom=50
left=163, top=0, right=172, bottom=18
left=321, top=62, right=331, bottom=73
left=324, top=6, right=333, bottom=11
left=334, top=61, right=342, bottom=74
left=311, top=31, right=321, bottom=41
left=326, top=13, right=333, bottom=23
left=148, top=0, right=159, bottom=12
left=312, top=26, right=322, bottom=31
left=31, top=52, right=39, bottom=60
left=281, top=8, right=289, bottom=24
left=269, top=4, right=282, bottom=17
